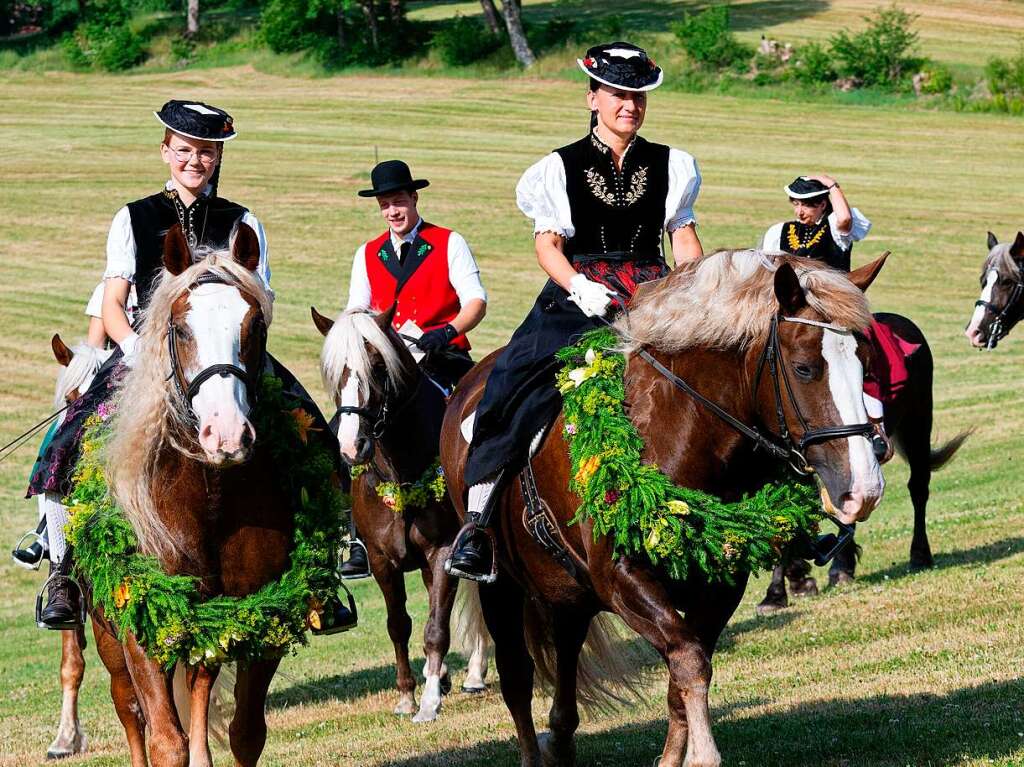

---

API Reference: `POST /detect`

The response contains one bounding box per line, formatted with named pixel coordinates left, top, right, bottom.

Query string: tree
left=499, top=0, right=532, bottom=67
left=479, top=0, right=501, bottom=35
left=360, top=0, right=379, bottom=49
left=186, top=0, right=199, bottom=37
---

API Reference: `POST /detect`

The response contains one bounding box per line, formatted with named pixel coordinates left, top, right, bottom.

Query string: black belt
left=570, top=251, right=661, bottom=264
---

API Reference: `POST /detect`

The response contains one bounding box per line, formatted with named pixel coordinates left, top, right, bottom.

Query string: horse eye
left=793, top=362, right=814, bottom=380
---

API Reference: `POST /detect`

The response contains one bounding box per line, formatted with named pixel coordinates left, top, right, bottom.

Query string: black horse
left=758, top=312, right=970, bottom=613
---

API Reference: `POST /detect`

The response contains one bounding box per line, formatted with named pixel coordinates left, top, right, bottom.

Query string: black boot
left=446, top=517, right=496, bottom=583
left=38, top=557, right=83, bottom=630
left=340, top=518, right=370, bottom=580
left=310, top=588, right=358, bottom=635
left=12, top=518, right=48, bottom=570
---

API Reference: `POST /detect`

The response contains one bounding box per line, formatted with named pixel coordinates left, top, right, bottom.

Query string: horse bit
left=166, top=272, right=266, bottom=411
left=974, top=271, right=1024, bottom=349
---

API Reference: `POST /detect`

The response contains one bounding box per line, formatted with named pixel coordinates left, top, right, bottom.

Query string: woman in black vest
left=447, top=42, right=703, bottom=581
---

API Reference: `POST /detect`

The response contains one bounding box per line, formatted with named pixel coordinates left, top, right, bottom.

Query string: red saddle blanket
left=863, top=318, right=920, bottom=405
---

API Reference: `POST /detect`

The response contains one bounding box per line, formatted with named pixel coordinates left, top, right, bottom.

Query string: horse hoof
left=461, top=683, right=486, bottom=694
left=440, top=672, right=452, bottom=696
left=538, top=732, right=575, bottom=767
left=393, top=698, right=417, bottom=716
left=412, top=707, right=439, bottom=723
left=791, top=577, right=818, bottom=597
left=756, top=599, right=787, bottom=616
left=828, top=570, right=855, bottom=588
left=46, top=733, right=86, bottom=760
left=909, top=553, right=934, bottom=570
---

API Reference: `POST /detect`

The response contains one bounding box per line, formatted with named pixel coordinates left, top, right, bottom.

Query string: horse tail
left=929, top=430, right=972, bottom=471
left=171, top=663, right=236, bottom=747
left=453, top=580, right=491, bottom=656
left=522, top=603, right=654, bottom=715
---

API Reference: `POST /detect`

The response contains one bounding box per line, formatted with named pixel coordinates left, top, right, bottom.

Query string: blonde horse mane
left=616, top=249, right=872, bottom=354
left=984, top=242, right=1022, bottom=281
left=54, top=343, right=112, bottom=409
left=320, top=309, right=409, bottom=403
left=105, top=251, right=273, bottom=560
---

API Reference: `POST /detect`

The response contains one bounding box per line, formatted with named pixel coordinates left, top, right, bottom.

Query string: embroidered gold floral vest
left=780, top=220, right=850, bottom=272
left=556, top=132, right=670, bottom=263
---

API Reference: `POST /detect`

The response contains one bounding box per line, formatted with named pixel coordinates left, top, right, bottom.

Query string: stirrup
left=444, top=522, right=498, bottom=584
left=35, top=572, right=87, bottom=630
left=11, top=529, right=47, bottom=571
left=340, top=538, right=371, bottom=581
left=310, top=580, right=359, bottom=636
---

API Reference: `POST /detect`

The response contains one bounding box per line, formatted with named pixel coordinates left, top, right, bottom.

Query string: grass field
left=2, top=38, right=1024, bottom=767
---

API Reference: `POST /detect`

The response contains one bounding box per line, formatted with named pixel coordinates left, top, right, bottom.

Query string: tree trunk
left=361, top=0, right=379, bottom=50
left=479, top=0, right=501, bottom=35
left=499, top=0, right=533, bottom=67
left=336, top=4, right=346, bottom=52
left=186, top=0, right=199, bottom=37
left=388, top=0, right=404, bottom=25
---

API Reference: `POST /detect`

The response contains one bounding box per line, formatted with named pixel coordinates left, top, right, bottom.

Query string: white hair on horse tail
left=172, top=663, right=235, bottom=747
left=320, top=309, right=408, bottom=402
left=452, top=580, right=492, bottom=656
left=522, top=603, right=656, bottom=715
left=54, top=343, right=112, bottom=409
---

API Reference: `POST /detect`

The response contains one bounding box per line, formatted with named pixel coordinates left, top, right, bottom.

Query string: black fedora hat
left=577, top=41, right=663, bottom=92
left=358, top=160, right=430, bottom=197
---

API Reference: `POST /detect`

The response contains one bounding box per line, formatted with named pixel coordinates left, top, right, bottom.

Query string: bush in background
left=432, top=14, right=502, bottom=66
left=830, top=5, right=922, bottom=87
left=672, top=6, right=751, bottom=70
left=792, top=41, right=836, bottom=84
left=60, top=0, right=145, bottom=70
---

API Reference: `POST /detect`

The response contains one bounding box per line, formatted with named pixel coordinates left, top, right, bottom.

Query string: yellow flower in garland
left=666, top=500, right=690, bottom=517
left=575, top=455, right=602, bottom=486
left=289, top=408, right=320, bottom=445
left=113, top=580, right=131, bottom=609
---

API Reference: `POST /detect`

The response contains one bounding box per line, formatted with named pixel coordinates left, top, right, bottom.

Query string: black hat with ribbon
left=357, top=160, right=430, bottom=198
left=154, top=100, right=236, bottom=141
left=577, top=41, right=663, bottom=92
left=784, top=176, right=830, bottom=200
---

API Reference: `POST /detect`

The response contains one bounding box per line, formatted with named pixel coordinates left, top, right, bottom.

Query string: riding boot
left=340, top=518, right=370, bottom=580
left=309, top=587, right=358, bottom=635
left=12, top=517, right=48, bottom=570
left=38, top=555, right=82, bottom=630
left=446, top=473, right=502, bottom=583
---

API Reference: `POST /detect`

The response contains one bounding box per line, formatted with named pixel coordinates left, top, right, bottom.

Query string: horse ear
left=773, top=262, right=806, bottom=314
left=51, top=333, right=73, bottom=367
left=310, top=306, right=335, bottom=337
left=847, top=251, right=890, bottom=292
left=1010, top=231, right=1024, bottom=262
left=231, top=223, right=261, bottom=272
left=163, top=224, right=193, bottom=276
left=987, top=231, right=999, bottom=250
left=376, top=304, right=397, bottom=331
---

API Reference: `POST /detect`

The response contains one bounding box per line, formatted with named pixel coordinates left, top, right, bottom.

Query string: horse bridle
left=624, top=313, right=875, bottom=475
left=974, top=269, right=1024, bottom=349
left=333, top=375, right=394, bottom=442
left=167, top=272, right=266, bottom=409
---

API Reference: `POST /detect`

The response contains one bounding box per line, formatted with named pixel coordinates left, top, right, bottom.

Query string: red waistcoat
left=363, top=222, right=470, bottom=350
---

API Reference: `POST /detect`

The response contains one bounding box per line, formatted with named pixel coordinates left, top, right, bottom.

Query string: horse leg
left=121, top=634, right=188, bottom=767
left=462, top=582, right=490, bottom=693
left=375, top=562, right=417, bottom=715
left=756, top=550, right=789, bottom=615
left=785, top=555, right=818, bottom=596
left=90, top=620, right=148, bottom=766
left=413, top=555, right=457, bottom=723
left=47, top=627, right=88, bottom=759
left=538, top=612, right=590, bottom=767
left=828, top=525, right=857, bottom=587
left=185, top=664, right=219, bottom=767
left=902, top=415, right=935, bottom=570
left=480, top=577, right=541, bottom=767
left=229, top=658, right=281, bottom=767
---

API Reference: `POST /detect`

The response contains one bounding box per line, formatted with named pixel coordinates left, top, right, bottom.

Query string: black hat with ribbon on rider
left=577, top=41, right=663, bottom=92
left=358, top=160, right=430, bottom=198
left=154, top=100, right=236, bottom=141
left=784, top=176, right=830, bottom=200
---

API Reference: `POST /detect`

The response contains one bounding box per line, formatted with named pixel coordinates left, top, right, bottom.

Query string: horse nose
left=837, top=489, right=879, bottom=524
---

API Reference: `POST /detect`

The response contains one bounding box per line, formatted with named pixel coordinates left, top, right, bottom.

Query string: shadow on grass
left=382, top=678, right=1024, bottom=767
left=859, top=535, right=1024, bottom=585
left=267, top=653, right=471, bottom=710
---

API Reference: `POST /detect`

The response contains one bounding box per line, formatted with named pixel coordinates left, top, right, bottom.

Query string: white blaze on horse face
left=337, top=373, right=362, bottom=463
left=186, top=284, right=255, bottom=463
left=821, top=330, right=884, bottom=522
left=966, top=269, right=998, bottom=347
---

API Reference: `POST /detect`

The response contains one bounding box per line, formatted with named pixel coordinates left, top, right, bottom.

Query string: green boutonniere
left=378, top=246, right=389, bottom=262
left=417, top=243, right=431, bottom=257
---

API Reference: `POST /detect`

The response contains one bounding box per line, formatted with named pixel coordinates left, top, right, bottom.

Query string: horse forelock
left=984, top=243, right=1022, bottom=281
left=617, top=249, right=872, bottom=354
left=321, top=309, right=408, bottom=403
left=104, top=251, right=272, bottom=560
left=54, top=343, right=112, bottom=409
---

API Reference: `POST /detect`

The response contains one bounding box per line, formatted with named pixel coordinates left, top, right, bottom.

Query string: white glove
left=119, top=332, right=140, bottom=368
left=568, top=274, right=615, bottom=318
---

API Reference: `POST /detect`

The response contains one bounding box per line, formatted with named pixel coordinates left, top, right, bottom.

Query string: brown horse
left=965, top=230, right=1024, bottom=349
left=81, top=224, right=309, bottom=766
left=757, top=310, right=970, bottom=612
left=441, top=251, right=888, bottom=767
left=312, top=305, right=490, bottom=721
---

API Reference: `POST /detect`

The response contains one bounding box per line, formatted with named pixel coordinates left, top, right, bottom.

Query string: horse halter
left=167, top=272, right=266, bottom=409
left=974, top=269, right=1024, bottom=349
left=333, top=375, right=393, bottom=442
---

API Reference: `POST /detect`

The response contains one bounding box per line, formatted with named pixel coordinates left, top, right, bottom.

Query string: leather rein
left=167, top=272, right=266, bottom=410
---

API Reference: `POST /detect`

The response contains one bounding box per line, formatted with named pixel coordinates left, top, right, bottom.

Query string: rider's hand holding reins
left=415, top=324, right=458, bottom=352
left=568, top=274, right=615, bottom=318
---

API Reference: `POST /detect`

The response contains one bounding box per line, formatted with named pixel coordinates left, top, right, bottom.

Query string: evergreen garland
left=64, top=374, right=345, bottom=669
left=555, top=328, right=823, bottom=582
left=350, top=460, right=447, bottom=514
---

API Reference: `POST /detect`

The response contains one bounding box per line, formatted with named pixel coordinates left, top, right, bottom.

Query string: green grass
left=1, top=67, right=1024, bottom=766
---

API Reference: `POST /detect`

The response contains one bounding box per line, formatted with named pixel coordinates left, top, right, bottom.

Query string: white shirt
left=103, top=181, right=273, bottom=299
left=760, top=208, right=872, bottom=253
left=85, top=280, right=137, bottom=324
left=345, top=218, right=487, bottom=311
left=515, top=146, right=702, bottom=239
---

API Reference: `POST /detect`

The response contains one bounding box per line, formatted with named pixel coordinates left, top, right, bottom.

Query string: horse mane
left=320, top=309, right=409, bottom=403
left=54, top=343, right=112, bottom=409
left=617, top=249, right=873, bottom=354
left=105, top=250, right=273, bottom=560
left=984, top=242, right=1022, bottom=280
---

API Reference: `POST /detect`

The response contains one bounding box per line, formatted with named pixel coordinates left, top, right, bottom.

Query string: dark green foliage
left=527, top=14, right=575, bottom=53
left=793, top=41, right=836, bottom=84
left=672, top=5, right=752, bottom=70
left=260, top=0, right=317, bottom=53
left=986, top=47, right=1024, bottom=99
left=829, top=4, right=921, bottom=86
left=432, top=14, right=502, bottom=66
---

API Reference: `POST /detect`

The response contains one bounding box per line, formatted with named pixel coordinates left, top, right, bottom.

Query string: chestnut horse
left=312, top=305, right=490, bottom=722
left=441, top=252, right=888, bottom=767
left=83, top=225, right=307, bottom=766
left=757, top=310, right=969, bottom=612
left=965, top=231, right=1024, bottom=349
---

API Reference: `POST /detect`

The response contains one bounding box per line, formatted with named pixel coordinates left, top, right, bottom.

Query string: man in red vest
left=340, top=159, right=487, bottom=577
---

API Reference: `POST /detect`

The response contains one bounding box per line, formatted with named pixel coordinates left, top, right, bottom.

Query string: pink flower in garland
left=96, top=402, right=112, bottom=421
left=382, top=494, right=397, bottom=510
left=565, top=423, right=577, bottom=436
left=604, top=489, right=620, bottom=505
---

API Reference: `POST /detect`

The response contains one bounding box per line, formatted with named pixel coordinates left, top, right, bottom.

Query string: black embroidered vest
left=555, top=133, right=670, bottom=263
left=126, top=191, right=248, bottom=308
left=779, top=219, right=850, bottom=272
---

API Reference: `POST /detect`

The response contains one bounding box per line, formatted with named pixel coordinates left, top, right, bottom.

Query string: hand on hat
left=803, top=173, right=837, bottom=188
left=568, top=274, right=616, bottom=318
left=415, top=324, right=458, bottom=352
